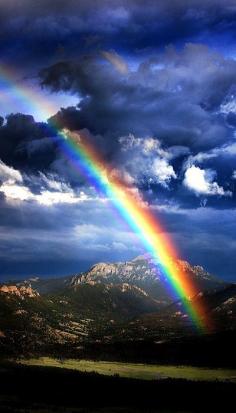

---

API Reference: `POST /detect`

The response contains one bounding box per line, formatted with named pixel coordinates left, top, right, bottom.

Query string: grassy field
left=19, top=357, right=236, bottom=382
left=2, top=361, right=236, bottom=412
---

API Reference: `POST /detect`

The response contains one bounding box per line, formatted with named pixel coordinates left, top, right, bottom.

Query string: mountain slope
left=0, top=279, right=161, bottom=355
left=0, top=255, right=234, bottom=357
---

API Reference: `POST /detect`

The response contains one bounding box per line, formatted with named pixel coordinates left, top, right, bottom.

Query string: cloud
left=41, top=44, right=236, bottom=152
left=0, top=160, right=90, bottom=206
left=2, top=1, right=236, bottom=73
left=183, top=165, right=232, bottom=197
left=1, top=44, right=236, bottom=209
left=185, top=142, right=236, bottom=166
left=0, top=113, right=57, bottom=171
left=116, top=134, right=178, bottom=188
left=74, top=223, right=139, bottom=252
left=152, top=158, right=177, bottom=187
left=0, top=160, right=23, bottom=183
left=0, top=191, right=143, bottom=277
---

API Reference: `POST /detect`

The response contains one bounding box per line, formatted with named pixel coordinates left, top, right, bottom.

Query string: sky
left=0, top=0, right=236, bottom=281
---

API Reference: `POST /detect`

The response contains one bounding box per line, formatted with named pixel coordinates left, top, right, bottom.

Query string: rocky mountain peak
left=70, top=254, right=219, bottom=295
left=70, top=256, right=160, bottom=288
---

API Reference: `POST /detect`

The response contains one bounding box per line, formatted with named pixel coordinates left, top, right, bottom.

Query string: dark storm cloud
left=0, top=113, right=58, bottom=172
left=40, top=45, right=236, bottom=149
left=1, top=43, right=236, bottom=208
left=0, top=112, right=112, bottom=189
left=2, top=1, right=236, bottom=37
left=2, top=0, right=236, bottom=71
left=37, top=44, right=236, bottom=208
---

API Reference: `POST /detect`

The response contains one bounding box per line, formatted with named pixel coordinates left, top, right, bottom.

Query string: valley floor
left=19, top=357, right=236, bottom=382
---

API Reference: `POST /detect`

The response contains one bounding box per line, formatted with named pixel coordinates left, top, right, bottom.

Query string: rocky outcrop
left=0, top=284, right=39, bottom=298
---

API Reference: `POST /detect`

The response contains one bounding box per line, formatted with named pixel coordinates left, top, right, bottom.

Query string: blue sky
left=0, top=0, right=236, bottom=280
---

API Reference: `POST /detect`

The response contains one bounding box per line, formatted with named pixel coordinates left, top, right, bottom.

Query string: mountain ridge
left=14, top=254, right=225, bottom=298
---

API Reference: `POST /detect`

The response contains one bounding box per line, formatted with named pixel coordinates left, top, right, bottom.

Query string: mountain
left=0, top=255, right=234, bottom=358
left=20, top=254, right=225, bottom=299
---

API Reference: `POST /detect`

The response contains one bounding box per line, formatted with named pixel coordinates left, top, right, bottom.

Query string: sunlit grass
left=19, top=357, right=236, bottom=382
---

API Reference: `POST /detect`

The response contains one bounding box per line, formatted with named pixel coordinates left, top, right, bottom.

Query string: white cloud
left=152, top=158, right=176, bottom=187
left=224, top=143, right=236, bottom=156
left=183, top=165, right=232, bottom=196
left=232, top=171, right=236, bottom=179
left=220, top=92, right=236, bottom=115
left=0, top=182, right=32, bottom=201
left=0, top=180, right=88, bottom=205
left=36, top=190, right=83, bottom=205
left=0, top=160, right=89, bottom=206
left=119, top=135, right=168, bottom=157
left=186, top=142, right=236, bottom=167
left=118, top=135, right=177, bottom=187
left=0, top=160, right=23, bottom=183
left=39, top=172, right=78, bottom=193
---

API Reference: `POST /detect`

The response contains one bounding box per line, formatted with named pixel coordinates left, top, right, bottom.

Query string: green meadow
left=19, top=357, right=236, bottom=382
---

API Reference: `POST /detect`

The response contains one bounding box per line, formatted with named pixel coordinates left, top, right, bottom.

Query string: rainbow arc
left=0, top=64, right=210, bottom=331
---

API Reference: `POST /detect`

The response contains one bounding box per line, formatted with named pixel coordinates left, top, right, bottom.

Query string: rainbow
left=0, top=65, right=57, bottom=120
left=0, top=64, right=210, bottom=331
